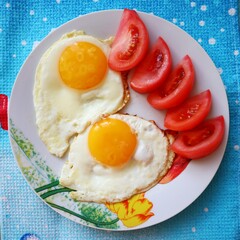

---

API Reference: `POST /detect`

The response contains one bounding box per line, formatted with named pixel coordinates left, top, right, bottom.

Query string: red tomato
left=108, top=9, right=149, bottom=71
left=130, top=37, right=172, bottom=93
left=160, top=155, right=190, bottom=184
left=171, top=116, right=225, bottom=159
left=147, top=55, right=194, bottom=109
left=164, top=90, right=212, bottom=131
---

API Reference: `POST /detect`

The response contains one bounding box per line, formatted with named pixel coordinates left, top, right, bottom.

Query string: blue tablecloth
left=0, top=1, right=239, bottom=239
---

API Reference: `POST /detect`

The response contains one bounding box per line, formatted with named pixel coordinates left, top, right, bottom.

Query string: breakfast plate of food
left=9, top=9, right=229, bottom=230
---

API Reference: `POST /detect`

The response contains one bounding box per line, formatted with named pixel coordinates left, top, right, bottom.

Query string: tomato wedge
left=130, top=37, right=172, bottom=93
left=171, top=116, right=225, bottom=159
left=108, top=9, right=149, bottom=71
left=147, top=55, right=194, bottom=109
left=164, top=90, right=212, bottom=131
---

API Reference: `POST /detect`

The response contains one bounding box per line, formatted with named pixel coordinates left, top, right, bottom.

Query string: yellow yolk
left=59, top=42, right=107, bottom=90
left=88, top=118, right=137, bottom=167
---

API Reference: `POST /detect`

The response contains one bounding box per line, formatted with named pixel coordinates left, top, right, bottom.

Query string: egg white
left=60, top=114, right=174, bottom=203
left=33, top=31, right=128, bottom=157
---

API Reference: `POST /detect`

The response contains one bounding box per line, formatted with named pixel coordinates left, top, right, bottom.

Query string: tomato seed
left=178, top=104, right=200, bottom=121
left=148, top=49, right=164, bottom=71
left=119, top=24, right=139, bottom=60
left=159, top=68, right=185, bottom=98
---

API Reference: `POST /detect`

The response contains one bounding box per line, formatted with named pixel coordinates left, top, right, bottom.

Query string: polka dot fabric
left=0, top=1, right=239, bottom=239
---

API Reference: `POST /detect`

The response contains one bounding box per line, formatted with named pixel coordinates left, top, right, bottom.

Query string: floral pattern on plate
left=10, top=119, right=169, bottom=229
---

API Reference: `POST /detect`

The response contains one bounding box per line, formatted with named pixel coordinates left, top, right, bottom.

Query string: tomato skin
left=160, top=155, right=190, bottom=184
left=164, top=90, right=212, bottom=131
left=147, top=55, right=194, bottom=109
left=171, top=116, right=225, bottom=159
left=108, top=9, right=149, bottom=71
left=130, top=37, right=172, bottom=93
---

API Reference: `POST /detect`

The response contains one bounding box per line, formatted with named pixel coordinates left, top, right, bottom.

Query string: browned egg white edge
left=69, top=114, right=175, bottom=204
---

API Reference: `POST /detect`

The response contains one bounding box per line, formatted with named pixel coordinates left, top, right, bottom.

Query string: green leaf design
left=40, top=188, right=75, bottom=199
left=22, top=166, right=46, bottom=187
left=10, top=120, right=36, bottom=159
left=35, top=181, right=119, bottom=229
left=80, top=203, right=119, bottom=229
left=35, top=180, right=60, bottom=192
left=10, top=119, right=57, bottom=182
left=9, top=119, right=120, bottom=229
left=47, top=201, right=119, bottom=228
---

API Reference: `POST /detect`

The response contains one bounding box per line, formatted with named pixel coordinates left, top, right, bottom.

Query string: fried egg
left=60, top=114, right=174, bottom=203
left=33, top=31, right=129, bottom=157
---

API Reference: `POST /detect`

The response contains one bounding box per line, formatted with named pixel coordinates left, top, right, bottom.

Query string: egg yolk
left=88, top=118, right=137, bottom=167
left=59, top=42, right=107, bottom=90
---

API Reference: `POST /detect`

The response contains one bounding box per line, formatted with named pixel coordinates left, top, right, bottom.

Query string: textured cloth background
left=0, top=0, right=239, bottom=239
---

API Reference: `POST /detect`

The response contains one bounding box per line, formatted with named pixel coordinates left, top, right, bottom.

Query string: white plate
left=9, top=10, right=229, bottom=230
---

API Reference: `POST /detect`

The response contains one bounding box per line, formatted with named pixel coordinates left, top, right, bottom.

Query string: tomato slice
left=171, top=116, right=225, bottom=159
left=147, top=55, right=194, bottom=109
left=130, top=37, right=172, bottom=93
left=108, top=9, right=149, bottom=71
left=164, top=90, right=212, bottom=131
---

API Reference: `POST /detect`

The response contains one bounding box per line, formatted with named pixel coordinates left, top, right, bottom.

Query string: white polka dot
left=6, top=3, right=10, bottom=8
left=198, top=38, right=202, bottom=43
left=180, top=21, right=185, bottom=26
left=172, top=18, right=177, bottom=23
left=228, top=8, right=236, bottom=16
left=0, top=28, right=2, bottom=33
left=199, top=20, right=205, bottom=26
left=200, top=5, right=207, bottom=11
left=192, top=227, right=196, bottom=232
left=234, top=145, right=239, bottom=151
left=43, top=17, right=47, bottom=22
left=21, top=40, right=27, bottom=46
left=190, top=2, right=196, bottom=7
left=30, top=10, right=34, bottom=15
left=236, top=100, right=239, bottom=104
left=208, top=38, right=216, bottom=45
left=93, top=0, right=99, bottom=2
left=204, top=207, right=209, bottom=212
left=12, top=54, right=16, bottom=58
left=220, top=28, right=225, bottom=32
left=234, top=50, right=239, bottom=56
left=56, top=0, right=61, bottom=3
left=217, top=67, right=223, bottom=74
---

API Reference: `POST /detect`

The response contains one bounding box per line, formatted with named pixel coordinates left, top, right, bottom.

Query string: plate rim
left=8, top=9, right=230, bottom=231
